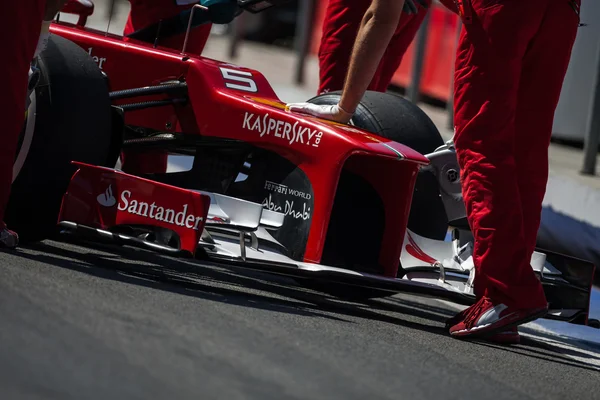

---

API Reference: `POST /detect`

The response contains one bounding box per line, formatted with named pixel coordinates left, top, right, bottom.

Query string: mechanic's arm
left=338, top=0, right=405, bottom=118
left=287, top=0, right=405, bottom=123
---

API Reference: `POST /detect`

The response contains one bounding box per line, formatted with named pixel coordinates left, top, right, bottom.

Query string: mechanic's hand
left=286, top=103, right=354, bottom=124
left=403, top=0, right=430, bottom=14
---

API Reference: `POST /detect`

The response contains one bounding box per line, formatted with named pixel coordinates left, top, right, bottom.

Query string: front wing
left=57, top=163, right=596, bottom=326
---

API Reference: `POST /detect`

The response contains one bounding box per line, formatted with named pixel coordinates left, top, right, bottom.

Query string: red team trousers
left=121, top=0, right=212, bottom=175
left=0, top=1, right=46, bottom=229
left=452, top=0, right=580, bottom=308
left=318, top=0, right=431, bottom=94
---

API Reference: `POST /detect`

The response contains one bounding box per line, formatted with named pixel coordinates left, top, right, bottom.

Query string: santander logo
left=97, top=185, right=205, bottom=231
left=97, top=184, right=116, bottom=207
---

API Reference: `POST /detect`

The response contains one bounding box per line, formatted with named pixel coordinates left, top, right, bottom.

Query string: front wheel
left=311, top=90, right=448, bottom=240
left=7, top=35, right=114, bottom=242
left=300, top=91, right=449, bottom=300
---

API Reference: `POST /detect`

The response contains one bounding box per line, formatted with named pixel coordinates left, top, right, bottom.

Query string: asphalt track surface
left=1, top=238, right=599, bottom=400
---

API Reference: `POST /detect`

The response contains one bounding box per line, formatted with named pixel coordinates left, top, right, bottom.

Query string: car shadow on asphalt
left=471, top=337, right=600, bottom=372
left=521, top=335, right=600, bottom=363
left=14, top=238, right=600, bottom=373
left=16, top=241, right=349, bottom=323
left=16, top=239, right=451, bottom=337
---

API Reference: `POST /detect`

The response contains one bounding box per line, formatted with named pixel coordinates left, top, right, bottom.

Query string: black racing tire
left=6, top=35, right=113, bottom=242
left=297, top=90, right=449, bottom=300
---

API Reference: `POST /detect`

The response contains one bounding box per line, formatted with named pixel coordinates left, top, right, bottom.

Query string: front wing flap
left=58, top=162, right=211, bottom=256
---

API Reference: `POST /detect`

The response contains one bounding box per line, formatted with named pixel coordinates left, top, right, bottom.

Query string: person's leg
left=515, top=0, right=580, bottom=259
left=452, top=0, right=548, bottom=311
left=372, top=0, right=431, bottom=92
left=0, top=0, right=46, bottom=243
left=318, top=0, right=431, bottom=94
left=317, top=0, right=373, bottom=94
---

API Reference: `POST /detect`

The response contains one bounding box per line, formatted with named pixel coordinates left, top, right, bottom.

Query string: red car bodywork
left=50, top=22, right=429, bottom=278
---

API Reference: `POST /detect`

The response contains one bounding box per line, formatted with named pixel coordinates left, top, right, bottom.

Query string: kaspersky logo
left=97, top=185, right=204, bottom=230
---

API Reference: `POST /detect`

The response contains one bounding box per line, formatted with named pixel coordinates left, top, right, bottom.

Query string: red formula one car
left=8, top=0, right=596, bottom=327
